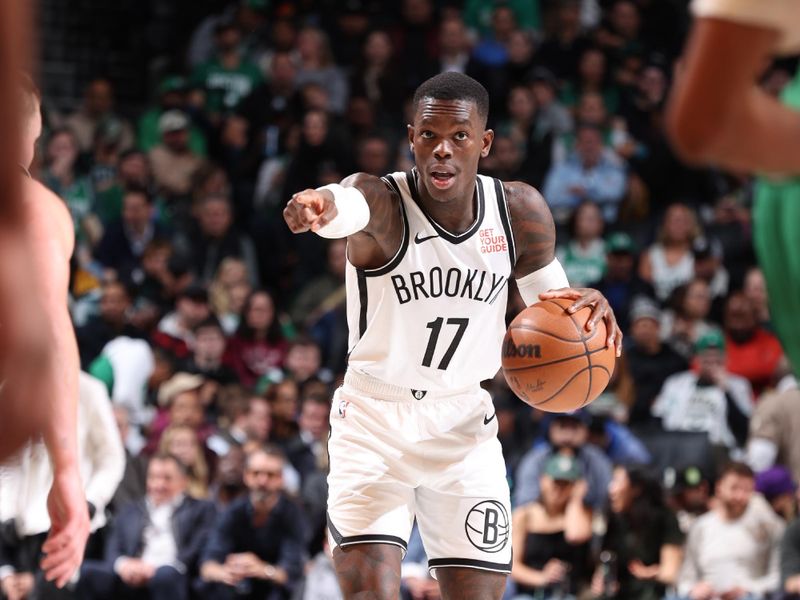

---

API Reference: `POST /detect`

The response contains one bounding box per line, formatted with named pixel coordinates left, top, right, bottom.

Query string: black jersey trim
left=494, top=178, right=516, bottom=270
left=361, top=175, right=410, bottom=278
left=428, top=558, right=512, bottom=574
left=406, top=168, right=485, bottom=244
left=356, top=268, right=368, bottom=338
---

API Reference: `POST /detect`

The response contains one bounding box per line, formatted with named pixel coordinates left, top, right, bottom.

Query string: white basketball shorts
left=326, top=369, right=512, bottom=575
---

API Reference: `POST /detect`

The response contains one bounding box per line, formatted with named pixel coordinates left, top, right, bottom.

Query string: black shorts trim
left=327, top=513, right=408, bottom=551
left=428, top=557, right=512, bottom=574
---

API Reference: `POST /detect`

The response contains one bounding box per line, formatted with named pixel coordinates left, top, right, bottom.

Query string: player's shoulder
left=22, top=177, right=75, bottom=255
left=501, top=180, right=550, bottom=223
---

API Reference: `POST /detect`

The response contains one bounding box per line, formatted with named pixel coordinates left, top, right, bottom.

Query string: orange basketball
left=501, top=298, right=616, bottom=412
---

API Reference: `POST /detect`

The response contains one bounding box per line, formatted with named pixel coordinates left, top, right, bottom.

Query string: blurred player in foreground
left=667, top=0, right=800, bottom=376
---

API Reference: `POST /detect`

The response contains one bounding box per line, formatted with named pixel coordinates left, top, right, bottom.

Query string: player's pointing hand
left=283, top=188, right=337, bottom=233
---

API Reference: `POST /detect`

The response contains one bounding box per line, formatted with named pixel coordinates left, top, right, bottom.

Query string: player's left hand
left=40, top=466, right=90, bottom=588
left=539, top=288, right=623, bottom=357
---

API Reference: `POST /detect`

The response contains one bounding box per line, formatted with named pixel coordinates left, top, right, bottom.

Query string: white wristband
left=314, top=184, right=370, bottom=239
left=516, top=258, right=570, bottom=306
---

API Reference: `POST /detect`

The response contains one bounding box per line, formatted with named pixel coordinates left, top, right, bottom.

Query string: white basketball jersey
left=345, top=169, right=517, bottom=391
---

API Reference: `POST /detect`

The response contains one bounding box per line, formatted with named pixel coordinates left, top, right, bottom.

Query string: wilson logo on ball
left=502, top=340, right=541, bottom=359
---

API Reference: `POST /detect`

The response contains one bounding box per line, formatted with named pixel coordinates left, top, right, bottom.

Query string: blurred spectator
left=224, top=289, right=289, bottom=388
left=592, top=465, right=683, bottom=600
left=556, top=200, right=606, bottom=287
left=154, top=283, right=210, bottom=359
left=350, top=30, right=405, bottom=125
left=528, top=67, right=573, bottom=144
left=481, top=133, right=526, bottom=181
left=560, top=47, right=619, bottom=114
left=661, top=279, right=717, bottom=360
left=79, top=453, right=216, bottom=600
left=41, top=127, right=100, bottom=248
left=0, top=372, right=124, bottom=596
left=190, top=21, right=263, bottom=122
left=184, top=317, right=237, bottom=386
left=781, top=510, right=800, bottom=597
left=534, top=0, right=591, bottom=82
left=94, top=185, right=168, bottom=278
left=463, top=0, right=540, bottom=38
left=199, top=446, right=307, bottom=600
left=593, top=0, right=644, bottom=72
left=756, top=466, right=797, bottom=522
left=469, top=6, right=517, bottom=110
left=586, top=413, right=651, bottom=465
left=355, top=135, right=393, bottom=178
left=63, top=77, right=135, bottom=153
left=511, top=454, right=592, bottom=599
left=209, top=444, right=247, bottom=509
left=283, top=337, right=327, bottom=389
left=514, top=411, right=612, bottom=511
left=265, top=380, right=300, bottom=444
left=208, top=385, right=251, bottom=454
left=666, top=464, right=712, bottom=534
left=744, top=267, right=772, bottom=330
left=174, top=192, right=259, bottom=285
left=724, top=292, right=784, bottom=397
left=391, top=0, right=439, bottom=91
left=691, top=236, right=729, bottom=319
left=148, top=110, right=207, bottom=200
left=652, top=330, right=753, bottom=465
left=542, top=124, right=627, bottom=225
left=128, top=240, right=177, bottom=312
left=290, top=239, right=346, bottom=329
left=160, top=424, right=210, bottom=499
left=92, top=148, right=156, bottom=228
left=147, top=372, right=214, bottom=455
left=137, top=76, right=208, bottom=156
left=284, top=394, right=330, bottom=484
left=748, top=388, right=800, bottom=483
left=110, top=405, right=148, bottom=512
left=639, top=203, right=701, bottom=303
left=590, top=233, right=654, bottom=333
left=437, top=16, right=471, bottom=75
left=677, top=462, right=784, bottom=599
left=295, top=27, right=349, bottom=115
left=76, top=281, right=143, bottom=367
left=208, top=258, right=252, bottom=336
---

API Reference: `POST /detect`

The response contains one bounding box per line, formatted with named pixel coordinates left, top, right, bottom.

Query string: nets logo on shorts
left=464, top=500, right=509, bottom=553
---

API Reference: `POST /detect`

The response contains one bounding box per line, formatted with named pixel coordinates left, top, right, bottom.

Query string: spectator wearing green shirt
left=463, top=0, right=541, bottom=37
left=137, top=76, right=208, bottom=156
left=190, top=21, right=264, bottom=124
left=556, top=200, right=607, bottom=288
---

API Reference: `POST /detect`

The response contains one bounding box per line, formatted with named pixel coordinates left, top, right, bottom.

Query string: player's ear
left=481, top=129, right=494, bottom=158
left=407, top=124, right=415, bottom=152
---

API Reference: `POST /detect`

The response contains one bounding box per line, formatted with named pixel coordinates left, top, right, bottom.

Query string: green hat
left=544, top=454, right=582, bottom=482
left=606, top=232, right=635, bottom=254
left=695, top=329, right=726, bottom=353
left=158, top=76, right=187, bottom=96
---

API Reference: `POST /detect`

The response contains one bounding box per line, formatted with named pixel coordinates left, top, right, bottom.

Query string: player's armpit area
left=341, top=172, right=404, bottom=271
left=502, top=181, right=556, bottom=279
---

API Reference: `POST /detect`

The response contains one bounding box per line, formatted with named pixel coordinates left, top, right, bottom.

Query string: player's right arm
left=283, top=172, right=403, bottom=270
left=667, top=4, right=800, bottom=173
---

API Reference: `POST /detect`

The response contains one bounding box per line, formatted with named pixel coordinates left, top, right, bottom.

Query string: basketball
left=501, top=298, right=616, bottom=412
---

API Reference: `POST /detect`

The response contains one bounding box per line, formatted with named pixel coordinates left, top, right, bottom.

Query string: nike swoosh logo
left=414, top=232, right=439, bottom=244
left=483, top=412, right=496, bottom=425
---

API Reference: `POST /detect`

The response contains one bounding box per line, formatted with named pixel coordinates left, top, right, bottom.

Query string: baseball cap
left=544, top=454, right=583, bottom=482
left=158, top=372, right=205, bottom=407
left=756, top=466, right=797, bottom=500
left=694, top=329, right=726, bottom=353
left=606, top=232, right=635, bottom=255
left=158, top=109, right=189, bottom=134
left=527, top=66, right=557, bottom=88
left=675, top=465, right=706, bottom=490
left=177, top=282, right=209, bottom=304
left=553, top=409, right=590, bottom=426
left=629, top=296, right=661, bottom=324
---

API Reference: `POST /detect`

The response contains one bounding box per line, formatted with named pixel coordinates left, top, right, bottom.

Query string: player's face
left=408, top=98, right=493, bottom=204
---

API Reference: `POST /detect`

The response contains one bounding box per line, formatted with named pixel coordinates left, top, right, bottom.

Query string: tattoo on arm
left=503, top=181, right=556, bottom=278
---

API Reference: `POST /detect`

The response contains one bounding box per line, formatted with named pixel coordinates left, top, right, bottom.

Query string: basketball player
left=667, top=0, right=800, bottom=376
left=0, top=77, right=89, bottom=588
left=284, top=72, right=622, bottom=599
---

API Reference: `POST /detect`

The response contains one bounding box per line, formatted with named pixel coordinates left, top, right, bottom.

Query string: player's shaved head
left=412, top=72, right=490, bottom=126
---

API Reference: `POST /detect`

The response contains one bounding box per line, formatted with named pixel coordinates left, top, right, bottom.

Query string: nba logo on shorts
left=464, top=500, right=509, bottom=553
left=338, top=399, right=349, bottom=418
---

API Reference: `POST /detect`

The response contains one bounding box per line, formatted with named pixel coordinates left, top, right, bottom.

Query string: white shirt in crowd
left=139, top=495, right=183, bottom=572
left=0, top=371, right=125, bottom=536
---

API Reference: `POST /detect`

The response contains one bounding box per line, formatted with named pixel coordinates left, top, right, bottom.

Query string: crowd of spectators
left=3, top=0, right=800, bottom=598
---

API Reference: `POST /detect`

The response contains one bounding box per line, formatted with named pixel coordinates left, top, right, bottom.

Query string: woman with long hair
left=592, top=465, right=684, bottom=600
left=223, top=289, right=289, bottom=388
left=159, top=424, right=209, bottom=499
left=661, top=278, right=717, bottom=359
left=556, top=200, right=607, bottom=288
left=639, top=203, right=702, bottom=303
left=511, top=454, right=593, bottom=600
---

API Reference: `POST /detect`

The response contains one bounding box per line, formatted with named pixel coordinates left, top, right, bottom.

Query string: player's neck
left=415, top=176, right=478, bottom=235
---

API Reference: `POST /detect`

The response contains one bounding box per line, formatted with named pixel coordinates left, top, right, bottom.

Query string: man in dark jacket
left=79, top=453, right=216, bottom=600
